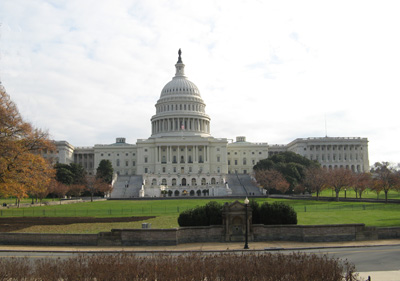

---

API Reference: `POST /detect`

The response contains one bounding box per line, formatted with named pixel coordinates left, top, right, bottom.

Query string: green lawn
left=1, top=198, right=400, bottom=234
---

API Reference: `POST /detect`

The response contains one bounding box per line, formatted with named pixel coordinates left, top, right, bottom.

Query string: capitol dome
left=150, top=49, right=211, bottom=138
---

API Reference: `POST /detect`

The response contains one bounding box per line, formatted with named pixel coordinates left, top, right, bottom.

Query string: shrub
left=0, top=253, right=360, bottom=281
left=177, top=201, right=222, bottom=227
left=259, top=201, right=297, bottom=225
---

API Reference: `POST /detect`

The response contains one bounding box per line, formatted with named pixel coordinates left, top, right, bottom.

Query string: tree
left=370, top=162, right=400, bottom=203
left=325, top=168, right=354, bottom=201
left=26, top=154, right=55, bottom=205
left=50, top=180, right=69, bottom=204
left=55, top=163, right=86, bottom=185
left=1, top=87, right=55, bottom=206
left=85, top=175, right=112, bottom=202
left=254, top=152, right=319, bottom=192
left=254, top=169, right=290, bottom=195
left=66, top=184, right=85, bottom=198
left=352, top=172, right=371, bottom=199
left=96, top=160, right=114, bottom=184
left=302, top=167, right=328, bottom=200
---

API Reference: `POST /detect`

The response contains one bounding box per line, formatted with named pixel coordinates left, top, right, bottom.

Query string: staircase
left=111, top=175, right=143, bottom=198
left=225, top=173, right=262, bottom=196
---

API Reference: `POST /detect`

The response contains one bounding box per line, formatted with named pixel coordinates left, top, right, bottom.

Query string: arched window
left=191, top=178, right=197, bottom=185
left=181, top=178, right=187, bottom=186
left=162, top=178, right=167, bottom=185
left=201, top=178, right=206, bottom=185
left=172, top=178, right=177, bottom=186
left=152, top=178, right=157, bottom=186
left=211, top=178, right=216, bottom=185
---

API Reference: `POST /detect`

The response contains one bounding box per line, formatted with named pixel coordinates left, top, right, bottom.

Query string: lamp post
left=244, top=197, right=249, bottom=249
left=345, top=188, right=347, bottom=199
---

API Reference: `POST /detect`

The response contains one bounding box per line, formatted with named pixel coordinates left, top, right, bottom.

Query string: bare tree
left=255, top=169, right=290, bottom=196
left=325, top=168, right=354, bottom=201
left=371, top=162, right=400, bottom=203
left=86, top=175, right=112, bottom=202
left=303, top=167, right=328, bottom=200
left=352, top=172, right=371, bottom=199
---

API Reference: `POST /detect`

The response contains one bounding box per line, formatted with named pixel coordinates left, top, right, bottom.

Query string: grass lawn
left=1, top=198, right=400, bottom=233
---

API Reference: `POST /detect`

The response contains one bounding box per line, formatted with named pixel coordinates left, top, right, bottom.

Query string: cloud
left=1, top=0, right=400, bottom=165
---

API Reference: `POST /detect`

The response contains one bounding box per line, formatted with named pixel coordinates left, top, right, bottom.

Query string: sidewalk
left=0, top=239, right=398, bottom=252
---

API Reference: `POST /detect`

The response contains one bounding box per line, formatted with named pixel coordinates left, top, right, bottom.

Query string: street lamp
left=244, top=197, right=249, bottom=249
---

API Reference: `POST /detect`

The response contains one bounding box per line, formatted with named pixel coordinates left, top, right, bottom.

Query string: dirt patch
left=0, top=217, right=155, bottom=232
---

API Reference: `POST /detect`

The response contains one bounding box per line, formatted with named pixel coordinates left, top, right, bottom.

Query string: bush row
left=0, top=253, right=360, bottom=281
left=250, top=200, right=298, bottom=225
left=178, top=201, right=222, bottom=226
left=177, top=200, right=297, bottom=227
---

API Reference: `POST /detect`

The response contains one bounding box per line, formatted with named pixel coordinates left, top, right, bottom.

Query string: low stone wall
left=0, top=233, right=98, bottom=246
left=177, top=225, right=224, bottom=244
left=378, top=227, right=400, bottom=239
left=1, top=225, right=399, bottom=246
left=253, top=224, right=367, bottom=242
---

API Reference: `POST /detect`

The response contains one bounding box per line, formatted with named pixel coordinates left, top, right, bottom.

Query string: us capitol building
left=47, top=50, right=369, bottom=197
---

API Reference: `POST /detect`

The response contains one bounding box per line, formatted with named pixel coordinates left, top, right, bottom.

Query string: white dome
left=150, top=49, right=211, bottom=138
left=160, top=77, right=201, bottom=98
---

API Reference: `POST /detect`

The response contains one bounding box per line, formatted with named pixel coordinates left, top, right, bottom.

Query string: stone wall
left=1, top=225, right=399, bottom=246
left=253, top=224, right=366, bottom=242
left=0, top=233, right=98, bottom=246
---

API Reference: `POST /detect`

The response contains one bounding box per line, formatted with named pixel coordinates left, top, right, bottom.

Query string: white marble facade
left=53, top=50, right=370, bottom=186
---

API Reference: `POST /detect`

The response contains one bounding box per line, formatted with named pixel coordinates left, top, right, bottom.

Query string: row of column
left=156, top=145, right=210, bottom=164
left=152, top=117, right=209, bottom=134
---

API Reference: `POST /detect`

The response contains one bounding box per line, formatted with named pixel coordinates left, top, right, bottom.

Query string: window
left=243, top=158, right=247, bottom=165
left=162, top=167, right=166, bottom=173
left=217, top=156, right=220, bottom=162
left=125, top=161, right=129, bottom=167
left=235, top=160, right=238, bottom=165
left=144, top=157, right=148, bottom=163
left=132, top=161, right=136, bottom=166
left=228, top=160, right=231, bottom=165
left=144, top=168, right=148, bottom=173
left=116, top=159, right=120, bottom=167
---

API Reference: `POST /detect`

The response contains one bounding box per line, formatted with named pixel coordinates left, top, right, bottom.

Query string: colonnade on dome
left=151, top=117, right=210, bottom=135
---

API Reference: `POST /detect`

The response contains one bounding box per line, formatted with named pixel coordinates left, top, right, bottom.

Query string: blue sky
left=1, top=0, right=400, bottom=166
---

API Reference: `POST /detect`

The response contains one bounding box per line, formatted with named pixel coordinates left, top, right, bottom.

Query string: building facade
left=51, top=50, right=370, bottom=189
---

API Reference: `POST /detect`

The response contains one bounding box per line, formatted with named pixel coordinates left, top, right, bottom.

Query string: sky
left=1, top=0, right=399, bottom=166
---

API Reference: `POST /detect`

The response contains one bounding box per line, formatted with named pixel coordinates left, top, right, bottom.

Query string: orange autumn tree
left=0, top=85, right=55, bottom=206
left=255, top=169, right=290, bottom=196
